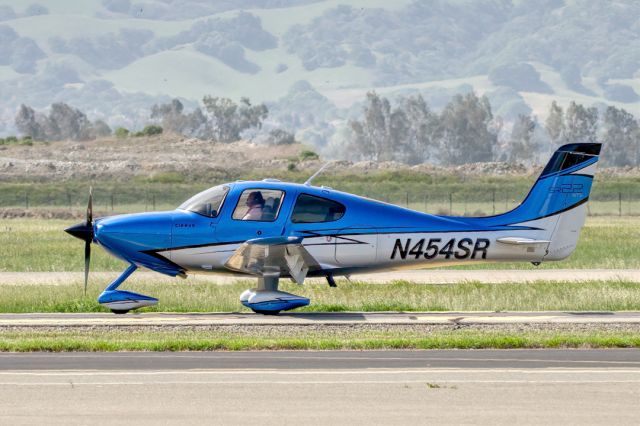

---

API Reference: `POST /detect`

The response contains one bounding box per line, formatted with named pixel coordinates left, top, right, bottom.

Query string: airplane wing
left=223, top=236, right=321, bottom=284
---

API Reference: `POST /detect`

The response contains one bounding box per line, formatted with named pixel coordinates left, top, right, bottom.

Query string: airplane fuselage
left=69, top=143, right=600, bottom=314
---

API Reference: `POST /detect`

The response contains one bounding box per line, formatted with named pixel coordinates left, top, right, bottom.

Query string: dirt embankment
left=0, top=135, right=305, bottom=182
left=1, top=135, right=638, bottom=182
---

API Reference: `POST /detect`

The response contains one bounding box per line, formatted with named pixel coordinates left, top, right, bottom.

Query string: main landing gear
left=239, top=274, right=309, bottom=315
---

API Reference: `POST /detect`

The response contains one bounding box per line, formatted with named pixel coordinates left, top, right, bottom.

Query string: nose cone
left=65, top=222, right=94, bottom=242
left=95, top=211, right=174, bottom=252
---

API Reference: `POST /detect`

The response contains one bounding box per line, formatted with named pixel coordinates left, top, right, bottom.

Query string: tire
left=111, top=309, right=129, bottom=315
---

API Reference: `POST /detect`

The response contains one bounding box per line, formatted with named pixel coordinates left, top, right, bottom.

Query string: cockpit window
left=291, top=194, right=346, bottom=223
left=232, top=189, right=284, bottom=221
left=178, top=185, right=229, bottom=217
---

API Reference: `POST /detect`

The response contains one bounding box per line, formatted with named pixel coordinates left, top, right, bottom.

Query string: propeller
left=65, top=187, right=94, bottom=295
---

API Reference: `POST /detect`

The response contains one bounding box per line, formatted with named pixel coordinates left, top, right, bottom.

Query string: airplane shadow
left=279, top=312, right=368, bottom=321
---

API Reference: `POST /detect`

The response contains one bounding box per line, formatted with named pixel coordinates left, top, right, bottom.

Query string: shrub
left=114, top=127, right=129, bottom=138
left=299, top=149, right=319, bottom=161
left=5, top=136, right=18, bottom=143
left=134, top=125, right=163, bottom=137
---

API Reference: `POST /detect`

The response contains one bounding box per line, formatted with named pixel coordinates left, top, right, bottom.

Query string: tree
left=545, top=101, right=565, bottom=146
left=151, top=99, right=186, bottom=133
left=399, top=94, right=438, bottom=164
left=267, top=128, right=296, bottom=145
left=348, top=92, right=406, bottom=162
left=508, top=114, right=538, bottom=163
left=182, top=107, right=208, bottom=138
left=15, top=102, right=108, bottom=141
left=92, top=120, right=112, bottom=138
left=15, top=104, right=44, bottom=140
left=601, top=106, right=639, bottom=167
left=202, top=96, right=268, bottom=142
left=437, top=93, right=497, bottom=165
left=564, top=101, right=598, bottom=143
left=150, top=98, right=209, bottom=138
left=237, top=97, right=268, bottom=136
left=47, top=102, right=94, bottom=140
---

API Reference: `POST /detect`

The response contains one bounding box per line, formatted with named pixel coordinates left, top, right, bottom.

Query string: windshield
left=178, top=185, right=229, bottom=217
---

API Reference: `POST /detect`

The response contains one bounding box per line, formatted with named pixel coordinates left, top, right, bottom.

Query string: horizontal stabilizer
left=497, top=237, right=551, bottom=245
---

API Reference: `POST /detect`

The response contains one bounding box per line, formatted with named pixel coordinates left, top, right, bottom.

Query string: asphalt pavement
left=0, top=350, right=639, bottom=425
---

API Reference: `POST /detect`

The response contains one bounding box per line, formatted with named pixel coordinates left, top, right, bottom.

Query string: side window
left=291, top=194, right=346, bottom=223
left=232, top=189, right=284, bottom=221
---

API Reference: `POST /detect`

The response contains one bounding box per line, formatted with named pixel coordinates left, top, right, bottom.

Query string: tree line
left=15, top=103, right=111, bottom=142
left=14, top=96, right=295, bottom=145
left=13, top=93, right=640, bottom=168
left=347, top=92, right=640, bottom=167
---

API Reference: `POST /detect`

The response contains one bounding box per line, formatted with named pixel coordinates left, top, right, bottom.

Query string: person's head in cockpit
left=243, top=191, right=265, bottom=220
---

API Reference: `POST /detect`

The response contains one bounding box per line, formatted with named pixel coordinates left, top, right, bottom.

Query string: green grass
left=1, top=171, right=639, bottom=216
left=0, top=219, right=127, bottom=272
left=1, top=279, right=640, bottom=313
left=0, top=328, right=639, bottom=351
left=1, top=216, right=638, bottom=272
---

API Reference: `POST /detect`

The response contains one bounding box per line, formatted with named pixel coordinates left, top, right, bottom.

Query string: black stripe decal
left=139, top=249, right=186, bottom=273
left=525, top=197, right=589, bottom=222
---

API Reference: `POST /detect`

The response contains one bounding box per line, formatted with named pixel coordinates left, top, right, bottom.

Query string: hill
left=0, top=0, right=638, bottom=147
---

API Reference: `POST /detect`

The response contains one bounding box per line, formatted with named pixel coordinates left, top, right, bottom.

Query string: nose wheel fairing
left=98, top=290, right=158, bottom=312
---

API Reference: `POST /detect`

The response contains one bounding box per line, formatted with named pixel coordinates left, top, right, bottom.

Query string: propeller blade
left=84, top=187, right=92, bottom=295
left=65, top=187, right=95, bottom=295
left=87, top=186, right=93, bottom=226
left=84, top=240, right=91, bottom=295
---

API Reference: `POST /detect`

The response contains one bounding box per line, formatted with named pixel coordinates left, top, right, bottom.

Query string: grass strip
left=1, top=279, right=640, bottom=313
left=1, top=328, right=639, bottom=351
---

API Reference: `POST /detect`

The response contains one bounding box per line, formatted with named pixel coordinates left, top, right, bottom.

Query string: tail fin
left=479, top=143, right=601, bottom=260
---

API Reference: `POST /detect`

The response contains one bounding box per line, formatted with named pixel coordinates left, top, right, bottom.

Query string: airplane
left=65, top=142, right=601, bottom=315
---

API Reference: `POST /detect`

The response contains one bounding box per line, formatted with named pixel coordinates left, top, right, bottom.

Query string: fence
left=2, top=187, right=640, bottom=217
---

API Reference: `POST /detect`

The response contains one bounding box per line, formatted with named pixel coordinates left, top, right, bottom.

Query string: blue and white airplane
left=66, top=143, right=601, bottom=314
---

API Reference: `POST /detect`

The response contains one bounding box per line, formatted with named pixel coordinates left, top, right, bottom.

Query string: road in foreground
left=0, top=350, right=639, bottom=425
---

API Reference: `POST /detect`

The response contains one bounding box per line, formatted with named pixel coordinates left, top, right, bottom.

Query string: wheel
left=111, top=309, right=130, bottom=315
left=252, top=309, right=281, bottom=315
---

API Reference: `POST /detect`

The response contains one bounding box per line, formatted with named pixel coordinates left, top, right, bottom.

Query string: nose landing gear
left=98, top=264, right=158, bottom=314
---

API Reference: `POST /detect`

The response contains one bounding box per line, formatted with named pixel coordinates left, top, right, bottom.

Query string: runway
left=1, top=350, right=639, bottom=425
left=2, top=311, right=640, bottom=326
left=1, top=349, right=639, bottom=370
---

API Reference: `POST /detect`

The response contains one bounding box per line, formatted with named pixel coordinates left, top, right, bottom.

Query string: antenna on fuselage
left=304, top=161, right=334, bottom=186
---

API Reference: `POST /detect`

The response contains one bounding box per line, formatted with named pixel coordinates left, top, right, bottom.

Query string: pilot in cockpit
left=243, top=191, right=265, bottom=220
